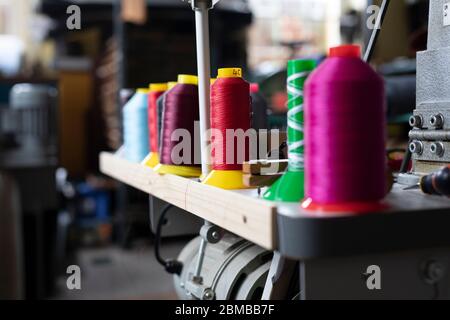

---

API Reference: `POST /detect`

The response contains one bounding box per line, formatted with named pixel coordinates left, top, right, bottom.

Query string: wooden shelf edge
left=99, top=152, right=277, bottom=250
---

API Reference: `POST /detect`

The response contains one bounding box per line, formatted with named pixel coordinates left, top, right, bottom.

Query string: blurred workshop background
left=0, top=0, right=428, bottom=300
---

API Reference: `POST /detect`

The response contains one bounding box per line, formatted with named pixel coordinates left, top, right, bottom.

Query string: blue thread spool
left=122, top=89, right=150, bottom=162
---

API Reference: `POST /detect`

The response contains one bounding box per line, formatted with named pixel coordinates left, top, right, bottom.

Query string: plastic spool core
left=167, top=82, right=178, bottom=90
left=150, top=83, right=168, bottom=92
left=178, top=74, right=198, bottom=86
left=137, top=88, right=149, bottom=94
left=329, top=45, right=361, bottom=58
left=218, top=68, right=242, bottom=79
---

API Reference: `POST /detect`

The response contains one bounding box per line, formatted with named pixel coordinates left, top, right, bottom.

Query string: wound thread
left=210, top=68, right=251, bottom=171
left=263, top=59, right=316, bottom=202
left=287, top=60, right=316, bottom=172
left=122, top=89, right=149, bottom=162
left=159, top=76, right=199, bottom=166
left=148, top=84, right=167, bottom=153
left=304, top=45, right=387, bottom=211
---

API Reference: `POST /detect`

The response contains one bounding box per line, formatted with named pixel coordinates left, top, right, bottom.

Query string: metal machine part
left=300, top=248, right=450, bottom=300
left=9, top=84, right=57, bottom=150
left=411, top=0, right=450, bottom=172
left=174, top=233, right=273, bottom=300
left=397, top=172, right=421, bottom=186
left=262, top=252, right=298, bottom=300
left=1, top=84, right=58, bottom=168
left=193, top=222, right=222, bottom=280
left=276, top=184, right=450, bottom=261
left=183, top=0, right=219, bottom=177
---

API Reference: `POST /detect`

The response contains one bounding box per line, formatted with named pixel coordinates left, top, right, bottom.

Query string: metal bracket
left=185, top=278, right=215, bottom=300
left=186, top=221, right=223, bottom=300
left=200, top=222, right=223, bottom=244
left=262, top=252, right=297, bottom=300
left=193, top=222, right=223, bottom=280
left=182, top=0, right=220, bottom=10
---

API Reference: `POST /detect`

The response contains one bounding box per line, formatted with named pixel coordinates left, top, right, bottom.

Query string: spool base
left=154, top=164, right=201, bottom=178
left=202, top=170, right=249, bottom=190
left=301, top=197, right=389, bottom=216
left=263, top=171, right=305, bottom=202
left=142, top=152, right=160, bottom=168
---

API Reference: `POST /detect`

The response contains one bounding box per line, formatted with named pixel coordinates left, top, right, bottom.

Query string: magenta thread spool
left=302, top=45, right=387, bottom=214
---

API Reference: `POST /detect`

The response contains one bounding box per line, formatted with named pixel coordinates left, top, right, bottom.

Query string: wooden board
left=243, top=174, right=282, bottom=187
left=99, top=152, right=277, bottom=249
left=243, top=160, right=288, bottom=175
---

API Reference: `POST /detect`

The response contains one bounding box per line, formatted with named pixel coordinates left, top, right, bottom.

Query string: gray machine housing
left=410, top=0, right=450, bottom=172
left=150, top=196, right=203, bottom=237
left=174, top=234, right=273, bottom=300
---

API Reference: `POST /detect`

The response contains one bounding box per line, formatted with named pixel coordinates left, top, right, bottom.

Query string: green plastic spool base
left=264, top=59, right=316, bottom=203
left=263, top=171, right=305, bottom=202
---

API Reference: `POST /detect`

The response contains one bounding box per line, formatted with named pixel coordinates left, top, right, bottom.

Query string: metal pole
left=192, top=0, right=214, bottom=177
left=194, top=236, right=208, bottom=278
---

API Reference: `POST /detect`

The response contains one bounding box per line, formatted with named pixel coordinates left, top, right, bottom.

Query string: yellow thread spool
left=218, top=67, right=242, bottom=78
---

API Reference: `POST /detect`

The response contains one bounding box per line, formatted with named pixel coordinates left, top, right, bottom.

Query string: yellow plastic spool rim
left=210, top=78, right=217, bottom=85
left=202, top=170, right=250, bottom=190
left=178, top=75, right=198, bottom=85
left=217, top=68, right=242, bottom=79
left=149, top=83, right=168, bottom=92
left=168, top=82, right=178, bottom=90
left=137, top=88, right=150, bottom=94
left=154, top=164, right=201, bottom=178
left=142, top=152, right=160, bottom=168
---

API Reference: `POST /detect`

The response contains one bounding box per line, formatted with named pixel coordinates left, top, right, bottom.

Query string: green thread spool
left=264, top=59, right=316, bottom=202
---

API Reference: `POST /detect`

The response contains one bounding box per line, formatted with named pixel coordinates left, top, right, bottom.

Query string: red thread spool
left=303, top=45, right=387, bottom=214
left=211, top=68, right=251, bottom=171
left=148, top=83, right=168, bottom=153
left=160, top=75, right=200, bottom=167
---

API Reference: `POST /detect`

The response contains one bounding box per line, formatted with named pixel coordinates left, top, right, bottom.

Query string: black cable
left=152, top=204, right=183, bottom=275
left=267, top=141, right=288, bottom=160
left=387, top=148, right=407, bottom=154
left=154, top=204, right=171, bottom=265
left=400, top=140, right=412, bottom=174
left=278, top=141, right=288, bottom=159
